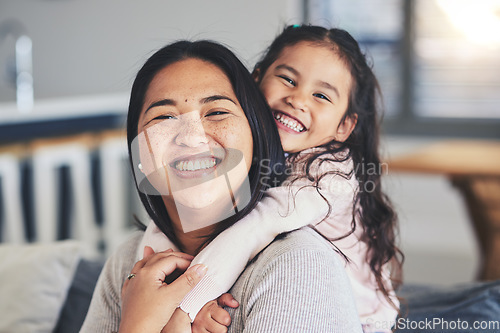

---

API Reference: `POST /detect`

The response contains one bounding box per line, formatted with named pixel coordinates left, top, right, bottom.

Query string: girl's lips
left=273, top=111, right=306, bottom=134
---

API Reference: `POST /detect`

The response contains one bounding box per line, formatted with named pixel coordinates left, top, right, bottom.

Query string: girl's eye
left=313, top=93, right=331, bottom=102
left=277, top=75, right=295, bottom=86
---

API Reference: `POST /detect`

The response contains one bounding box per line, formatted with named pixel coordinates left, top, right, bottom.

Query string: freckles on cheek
left=212, top=123, right=248, bottom=148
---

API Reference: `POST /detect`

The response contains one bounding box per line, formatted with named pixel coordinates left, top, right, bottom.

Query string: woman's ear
left=252, top=68, right=261, bottom=83
left=336, top=114, right=358, bottom=142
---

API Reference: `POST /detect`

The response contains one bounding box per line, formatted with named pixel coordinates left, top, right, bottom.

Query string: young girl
left=140, top=25, right=402, bottom=332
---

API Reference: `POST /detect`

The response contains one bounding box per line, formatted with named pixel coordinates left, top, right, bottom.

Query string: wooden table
left=387, top=140, right=500, bottom=280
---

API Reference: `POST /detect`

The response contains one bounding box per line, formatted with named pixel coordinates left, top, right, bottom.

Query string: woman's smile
left=169, top=152, right=221, bottom=179
left=135, top=58, right=253, bottom=222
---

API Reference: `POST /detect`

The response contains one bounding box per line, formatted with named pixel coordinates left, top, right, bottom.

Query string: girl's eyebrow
left=275, top=64, right=299, bottom=76
left=317, top=80, right=340, bottom=99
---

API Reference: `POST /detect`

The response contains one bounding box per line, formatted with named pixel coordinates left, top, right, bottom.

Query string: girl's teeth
left=274, top=113, right=304, bottom=133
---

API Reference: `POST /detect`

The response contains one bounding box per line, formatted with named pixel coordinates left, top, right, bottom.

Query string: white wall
left=0, top=0, right=302, bottom=102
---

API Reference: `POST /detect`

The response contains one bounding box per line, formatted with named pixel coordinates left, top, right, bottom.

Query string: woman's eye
left=145, top=114, right=176, bottom=126
left=313, top=93, right=331, bottom=102
left=277, top=75, right=295, bottom=86
left=206, top=110, right=229, bottom=117
left=154, top=115, right=176, bottom=120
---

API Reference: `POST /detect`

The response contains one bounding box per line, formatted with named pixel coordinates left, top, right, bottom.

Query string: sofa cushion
left=53, top=258, right=104, bottom=333
left=0, top=241, right=81, bottom=333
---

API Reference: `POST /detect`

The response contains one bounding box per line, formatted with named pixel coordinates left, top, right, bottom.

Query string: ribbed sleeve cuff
left=179, top=273, right=223, bottom=322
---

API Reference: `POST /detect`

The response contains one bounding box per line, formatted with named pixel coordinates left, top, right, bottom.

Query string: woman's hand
left=119, top=246, right=207, bottom=333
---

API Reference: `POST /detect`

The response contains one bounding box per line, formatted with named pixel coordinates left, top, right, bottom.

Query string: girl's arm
left=179, top=184, right=333, bottom=321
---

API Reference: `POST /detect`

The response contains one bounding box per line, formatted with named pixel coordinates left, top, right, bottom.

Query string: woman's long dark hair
left=254, top=25, right=403, bottom=309
left=127, top=40, right=285, bottom=250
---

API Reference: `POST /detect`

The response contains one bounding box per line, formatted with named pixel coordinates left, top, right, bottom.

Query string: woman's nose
left=285, top=89, right=308, bottom=112
left=174, top=114, right=209, bottom=147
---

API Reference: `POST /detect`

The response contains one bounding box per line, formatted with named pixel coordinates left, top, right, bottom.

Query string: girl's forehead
left=272, top=41, right=353, bottom=95
left=279, top=41, right=340, bottom=59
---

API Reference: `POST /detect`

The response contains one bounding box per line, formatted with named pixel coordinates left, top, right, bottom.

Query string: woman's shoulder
left=227, top=227, right=361, bottom=332
left=111, top=230, right=144, bottom=261
left=101, top=230, right=144, bottom=280
left=250, top=227, right=343, bottom=273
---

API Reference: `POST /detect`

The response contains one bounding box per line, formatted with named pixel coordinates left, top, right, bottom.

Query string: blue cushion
left=53, top=259, right=104, bottom=333
left=397, top=281, right=500, bottom=332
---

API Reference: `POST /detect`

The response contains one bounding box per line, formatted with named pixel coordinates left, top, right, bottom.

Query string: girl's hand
left=119, top=246, right=207, bottom=333
left=191, top=293, right=239, bottom=333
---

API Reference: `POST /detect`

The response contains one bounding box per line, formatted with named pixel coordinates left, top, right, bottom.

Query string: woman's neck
left=163, top=197, right=222, bottom=256
left=173, top=224, right=214, bottom=256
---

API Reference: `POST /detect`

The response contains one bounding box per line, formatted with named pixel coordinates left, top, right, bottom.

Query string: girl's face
left=135, top=58, right=253, bottom=232
left=258, top=41, right=356, bottom=153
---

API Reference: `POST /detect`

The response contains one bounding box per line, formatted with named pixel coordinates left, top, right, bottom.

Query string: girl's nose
left=174, top=113, right=209, bottom=147
left=285, top=90, right=308, bottom=112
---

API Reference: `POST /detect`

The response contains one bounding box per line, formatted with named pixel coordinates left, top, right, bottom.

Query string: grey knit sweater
left=80, top=228, right=362, bottom=332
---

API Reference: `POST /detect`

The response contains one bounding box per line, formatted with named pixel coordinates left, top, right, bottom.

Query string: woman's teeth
left=275, top=113, right=305, bottom=133
left=175, top=158, right=216, bottom=171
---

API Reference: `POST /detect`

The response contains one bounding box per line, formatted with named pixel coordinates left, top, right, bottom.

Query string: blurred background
left=0, top=0, right=499, bottom=286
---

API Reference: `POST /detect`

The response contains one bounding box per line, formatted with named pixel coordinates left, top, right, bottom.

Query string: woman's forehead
left=146, top=58, right=237, bottom=101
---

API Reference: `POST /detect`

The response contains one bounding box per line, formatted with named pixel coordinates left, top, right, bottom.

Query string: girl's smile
left=273, top=111, right=306, bottom=133
left=258, top=41, right=356, bottom=153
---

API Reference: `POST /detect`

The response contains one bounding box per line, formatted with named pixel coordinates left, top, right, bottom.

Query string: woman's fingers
left=143, top=245, right=156, bottom=259
left=165, top=264, right=207, bottom=302
left=122, top=248, right=193, bottom=299
left=144, top=249, right=194, bottom=268
left=121, top=254, right=152, bottom=299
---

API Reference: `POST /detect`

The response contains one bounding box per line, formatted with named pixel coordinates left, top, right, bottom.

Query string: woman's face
left=135, top=58, right=253, bottom=232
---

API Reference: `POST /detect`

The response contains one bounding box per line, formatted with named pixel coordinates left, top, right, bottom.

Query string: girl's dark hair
left=127, top=40, right=285, bottom=250
left=254, top=25, right=403, bottom=310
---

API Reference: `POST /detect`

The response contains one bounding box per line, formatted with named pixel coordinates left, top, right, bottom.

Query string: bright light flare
left=437, top=0, right=500, bottom=45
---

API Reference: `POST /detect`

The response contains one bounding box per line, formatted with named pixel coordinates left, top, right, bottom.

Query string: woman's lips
left=273, top=111, right=306, bottom=133
left=169, top=154, right=221, bottom=179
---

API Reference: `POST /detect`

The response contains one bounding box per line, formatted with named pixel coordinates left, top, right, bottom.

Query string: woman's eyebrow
left=145, top=99, right=176, bottom=113
left=201, top=95, right=236, bottom=105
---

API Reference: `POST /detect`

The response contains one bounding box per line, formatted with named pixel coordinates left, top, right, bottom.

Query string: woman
left=80, top=40, right=362, bottom=332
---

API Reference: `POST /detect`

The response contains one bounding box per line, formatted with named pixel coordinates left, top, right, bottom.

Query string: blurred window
left=414, top=0, right=500, bottom=119
left=307, top=0, right=500, bottom=138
